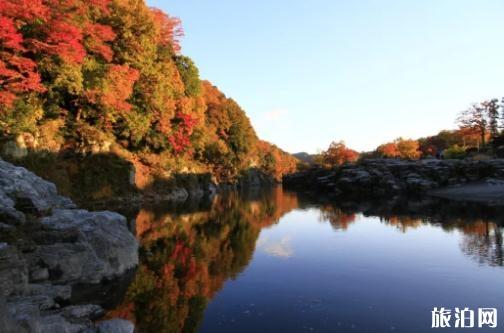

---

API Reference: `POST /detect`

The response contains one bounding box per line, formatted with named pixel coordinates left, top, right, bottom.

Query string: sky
left=148, top=0, right=504, bottom=153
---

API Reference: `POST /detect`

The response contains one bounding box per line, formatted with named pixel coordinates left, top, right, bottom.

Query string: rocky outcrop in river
left=283, top=159, right=504, bottom=198
left=0, top=159, right=138, bottom=333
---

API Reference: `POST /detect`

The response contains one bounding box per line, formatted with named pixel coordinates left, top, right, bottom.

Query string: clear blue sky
left=148, top=0, right=504, bottom=153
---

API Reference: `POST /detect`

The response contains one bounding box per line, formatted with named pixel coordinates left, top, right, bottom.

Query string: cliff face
left=284, top=159, right=504, bottom=199
left=0, top=159, right=138, bottom=333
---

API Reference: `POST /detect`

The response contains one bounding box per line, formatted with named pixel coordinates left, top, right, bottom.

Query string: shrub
left=443, top=145, right=466, bottom=159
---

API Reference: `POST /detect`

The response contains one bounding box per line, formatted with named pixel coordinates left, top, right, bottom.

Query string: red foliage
left=150, top=8, right=183, bottom=52
left=44, top=20, right=86, bottom=64
left=0, top=0, right=49, bottom=21
left=0, top=9, right=45, bottom=107
left=0, top=17, right=24, bottom=51
left=84, top=23, right=116, bottom=62
left=168, top=112, right=198, bottom=153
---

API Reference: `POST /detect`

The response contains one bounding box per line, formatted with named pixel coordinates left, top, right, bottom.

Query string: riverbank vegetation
left=307, top=98, right=504, bottom=167
left=0, top=0, right=296, bottom=201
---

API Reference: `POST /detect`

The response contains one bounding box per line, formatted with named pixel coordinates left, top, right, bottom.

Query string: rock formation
left=284, top=159, right=504, bottom=198
left=0, top=159, right=138, bottom=333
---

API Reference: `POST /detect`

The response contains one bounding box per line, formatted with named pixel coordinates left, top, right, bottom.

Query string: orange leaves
left=376, top=139, right=420, bottom=160
left=377, top=142, right=400, bottom=158
left=396, top=138, right=420, bottom=159
left=100, top=64, right=140, bottom=112
left=323, top=141, right=359, bottom=166
left=257, top=140, right=298, bottom=181
left=150, top=8, right=183, bottom=53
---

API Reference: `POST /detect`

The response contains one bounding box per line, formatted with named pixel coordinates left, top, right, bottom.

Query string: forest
left=314, top=98, right=504, bottom=167
left=0, top=0, right=297, bottom=199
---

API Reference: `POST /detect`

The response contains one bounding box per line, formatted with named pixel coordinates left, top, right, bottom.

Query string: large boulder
left=35, top=209, right=138, bottom=284
left=0, top=159, right=74, bottom=220
left=0, top=158, right=138, bottom=333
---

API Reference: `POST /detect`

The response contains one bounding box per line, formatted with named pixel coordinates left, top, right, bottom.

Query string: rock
left=95, top=319, right=134, bottom=333
left=30, top=268, right=49, bottom=282
left=405, top=176, right=437, bottom=191
left=0, top=189, right=26, bottom=225
left=0, top=245, right=28, bottom=297
left=283, top=159, right=504, bottom=198
left=0, top=298, right=30, bottom=333
left=62, top=305, right=103, bottom=320
left=0, top=159, right=75, bottom=216
left=0, top=158, right=139, bottom=333
left=39, top=209, right=138, bottom=284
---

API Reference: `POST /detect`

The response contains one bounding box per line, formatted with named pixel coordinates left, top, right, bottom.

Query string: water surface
left=108, top=188, right=504, bottom=333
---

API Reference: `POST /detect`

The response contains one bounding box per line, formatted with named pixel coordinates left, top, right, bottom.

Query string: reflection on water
left=108, top=187, right=504, bottom=333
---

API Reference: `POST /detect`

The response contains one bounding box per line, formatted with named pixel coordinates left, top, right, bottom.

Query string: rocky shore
left=0, top=159, right=139, bottom=333
left=283, top=159, right=504, bottom=203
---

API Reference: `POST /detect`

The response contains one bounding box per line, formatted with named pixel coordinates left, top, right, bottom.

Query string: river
left=106, top=187, right=504, bottom=333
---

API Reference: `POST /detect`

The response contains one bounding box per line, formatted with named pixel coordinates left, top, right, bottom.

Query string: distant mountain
left=293, top=152, right=318, bottom=165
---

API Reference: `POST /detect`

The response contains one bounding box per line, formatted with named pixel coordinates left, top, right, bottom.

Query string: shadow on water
left=102, top=187, right=504, bottom=333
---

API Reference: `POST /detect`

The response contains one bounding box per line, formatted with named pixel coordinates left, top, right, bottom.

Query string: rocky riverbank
left=0, top=159, right=139, bottom=333
left=283, top=159, right=504, bottom=203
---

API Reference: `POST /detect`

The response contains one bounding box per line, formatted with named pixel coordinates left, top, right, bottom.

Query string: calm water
left=108, top=188, right=504, bottom=333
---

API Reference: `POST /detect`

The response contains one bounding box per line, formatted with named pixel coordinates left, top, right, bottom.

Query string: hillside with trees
left=0, top=0, right=297, bottom=202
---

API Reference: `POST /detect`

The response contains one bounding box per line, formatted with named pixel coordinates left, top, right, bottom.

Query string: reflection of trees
left=460, top=221, right=503, bottom=267
left=379, top=216, right=424, bottom=232
left=108, top=189, right=504, bottom=332
left=313, top=196, right=504, bottom=267
left=107, top=187, right=299, bottom=333
left=318, top=205, right=356, bottom=230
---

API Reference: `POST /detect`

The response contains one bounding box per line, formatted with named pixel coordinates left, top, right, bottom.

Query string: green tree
left=175, top=56, right=201, bottom=97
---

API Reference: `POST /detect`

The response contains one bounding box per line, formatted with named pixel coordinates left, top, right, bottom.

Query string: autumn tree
left=175, top=56, right=201, bottom=97
left=376, top=142, right=399, bottom=158
left=256, top=141, right=297, bottom=181
left=395, top=138, right=420, bottom=159
left=457, top=101, right=499, bottom=148
left=0, top=0, right=47, bottom=132
left=322, top=141, right=359, bottom=167
left=417, top=130, right=467, bottom=157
